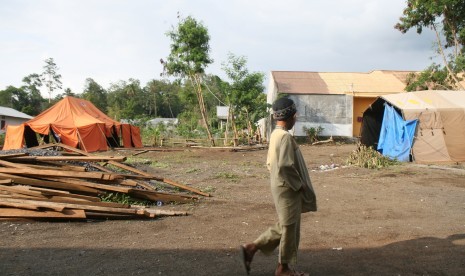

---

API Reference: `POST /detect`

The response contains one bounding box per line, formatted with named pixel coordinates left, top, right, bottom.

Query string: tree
left=21, top=73, right=45, bottom=115
left=162, top=14, right=215, bottom=146
left=41, top=58, right=63, bottom=102
left=82, top=78, right=107, bottom=112
left=144, top=79, right=182, bottom=118
left=395, top=0, right=465, bottom=90
left=106, top=79, right=146, bottom=120
left=222, top=53, right=266, bottom=145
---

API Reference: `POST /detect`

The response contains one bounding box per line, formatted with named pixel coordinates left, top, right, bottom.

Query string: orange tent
left=3, top=96, right=143, bottom=152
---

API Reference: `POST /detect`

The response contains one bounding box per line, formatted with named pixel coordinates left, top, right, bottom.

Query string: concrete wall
left=266, top=73, right=354, bottom=137
left=289, top=94, right=353, bottom=137
left=0, top=116, right=30, bottom=134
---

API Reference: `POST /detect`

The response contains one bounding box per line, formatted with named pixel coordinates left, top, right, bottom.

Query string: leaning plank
left=162, top=178, right=210, bottom=197
left=7, top=156, right=127, bottom=162
left=0, top=179, right=13, bottom=184
left=0, top=167, right=120, bottom=181
left=106, top=160, right=152, bottom=177
left=0, top=208, right=86, bottom=219
left=0, top=173, right=100, bottom=195
left=128, top=189, right=198, bottom=203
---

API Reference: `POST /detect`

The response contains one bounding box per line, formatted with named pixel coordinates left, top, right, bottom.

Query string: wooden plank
left=22, top=162, right=87, bottom=172
left=0, top=167, right=120, bottom=181
left=128, top=189, right=197, bottom=203
left=143, top=208, right=188, bottom=218
left=0, top=201, right=39, bottom=210
left=0, top=159, right=30, bottom=168
left=0, top=153, right=28, bottom=159
left=14, top=195, right=129, bottom=208
left=0, top=208, right=86, bottom=219
left=89, top=163, right=114, bottom=173
left=38, top=176, right=131, bottom=193
left=162, top=178, right=210, bottom=197
left=132, top=150, right=149, bottom=156
left=0, top=185, right=48, bottom=198
left=0, top=198, right=139, bottom=214
left=106, top=160, right=153, bottom=177
left=0, top=198, right=65, bottom=211
left=133, top=180, right=156, bottom=191
left=0, top=179, right=13, bottom=184
left=25, top=187, right=101, bottom=202
left=0, top=173, right=100, bottom=195
left=8, top=156, right=127, bottom=162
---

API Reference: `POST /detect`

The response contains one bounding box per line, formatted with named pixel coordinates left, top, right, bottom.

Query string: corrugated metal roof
left=0, top=106, right=33, bottom=119
left=272, top=70, right=414, bottom=95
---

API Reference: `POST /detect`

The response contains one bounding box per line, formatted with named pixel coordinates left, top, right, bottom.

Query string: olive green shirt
left=267, top=126, right=317, bottom=225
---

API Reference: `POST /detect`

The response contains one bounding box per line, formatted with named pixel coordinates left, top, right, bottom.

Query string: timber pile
left=0, top=143, right=210, bottom=221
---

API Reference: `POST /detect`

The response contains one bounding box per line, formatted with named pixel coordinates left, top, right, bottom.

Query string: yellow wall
left=353, top=97, right=377, bottom=137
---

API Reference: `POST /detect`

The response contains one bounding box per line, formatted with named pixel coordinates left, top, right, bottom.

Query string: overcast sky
left=0, top=0, right=438, bottom=98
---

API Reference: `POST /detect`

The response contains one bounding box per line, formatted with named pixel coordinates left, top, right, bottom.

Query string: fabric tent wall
left=3, top=125, right=25, bottom=150
left=3, top=96, right=142, bottom=152
left=361, top=90, right=465, bottom=163
left=121, top=124, right=143, bottom=148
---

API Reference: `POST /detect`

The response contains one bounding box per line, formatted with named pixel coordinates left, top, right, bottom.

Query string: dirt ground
left=1, top=143, right=464, bottom=276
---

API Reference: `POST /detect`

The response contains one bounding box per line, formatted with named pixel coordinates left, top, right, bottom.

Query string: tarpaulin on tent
left=361, top=90, right=465, bottom=163
left=3, top=124, right=25, bottom=150
left=377, top=104, right=417, bottom=162
left=3, top=96, right=142, bottom=152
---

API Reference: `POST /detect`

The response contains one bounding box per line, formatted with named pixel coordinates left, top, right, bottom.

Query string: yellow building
left=267, top=70, right=414, bottom=137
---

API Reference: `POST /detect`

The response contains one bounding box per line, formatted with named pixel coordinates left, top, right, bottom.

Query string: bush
left=346, top=144, right=399, bottom=169
left=303, top=126, right=324, bottom=143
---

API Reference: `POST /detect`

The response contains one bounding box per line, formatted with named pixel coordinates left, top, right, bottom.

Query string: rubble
left=0, top=143, right=209, bottom=221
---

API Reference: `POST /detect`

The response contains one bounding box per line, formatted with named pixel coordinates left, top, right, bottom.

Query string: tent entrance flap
left=377, top=104, right=418, bottom=162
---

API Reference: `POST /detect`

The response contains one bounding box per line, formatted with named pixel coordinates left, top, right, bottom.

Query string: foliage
left=346, top=144, right=400, bottom=169
left=82, top=78, right=107, bottom=112
left=100, top=192, right=151, bottom=206
left=221, top=53, right=266, bottom=145
left=303, top=125, right=324, bottom=143
left=395, top=0, right=465, bottom=90
left=162, top=14, right=215, bottom=146
left=41, top=58, right=63, bottom=102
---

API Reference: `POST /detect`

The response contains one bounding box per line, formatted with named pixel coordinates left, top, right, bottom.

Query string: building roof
left=0, top=106, right=33, bottom=119
left=271, top=70, right=414, bottom=96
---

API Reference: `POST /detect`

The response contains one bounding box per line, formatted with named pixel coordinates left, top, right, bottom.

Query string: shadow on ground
left=1, top=234, right=464, bottom=276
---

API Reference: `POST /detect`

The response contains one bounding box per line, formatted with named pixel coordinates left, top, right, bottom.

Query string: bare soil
left=1, top=144, right=464, bottom=276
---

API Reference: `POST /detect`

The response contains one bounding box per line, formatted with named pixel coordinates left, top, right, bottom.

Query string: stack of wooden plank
left=0, top=143, right=210, bottom=221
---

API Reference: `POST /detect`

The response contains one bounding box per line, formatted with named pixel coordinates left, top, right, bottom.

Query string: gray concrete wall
left=289, top=94, right=353, bottom=137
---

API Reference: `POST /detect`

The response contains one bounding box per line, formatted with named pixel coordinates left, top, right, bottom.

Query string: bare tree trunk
left=191, top=74, right=215, bottom=146
left=433, top=24, right=465, bottom=90
left=229, top=107, right=238, bottom=147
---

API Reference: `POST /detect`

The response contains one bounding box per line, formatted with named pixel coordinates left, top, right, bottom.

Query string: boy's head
left=272, top=98, right=296, bottom=121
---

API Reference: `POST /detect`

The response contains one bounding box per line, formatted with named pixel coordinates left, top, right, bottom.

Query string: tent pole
left=76, top=129, right=88, bottom=152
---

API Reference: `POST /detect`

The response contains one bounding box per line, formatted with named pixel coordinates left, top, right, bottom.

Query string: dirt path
left=1, top=144, right=464, bottom=275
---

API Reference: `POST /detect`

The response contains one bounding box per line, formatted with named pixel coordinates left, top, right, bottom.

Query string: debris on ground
left=0, top=143, right=209, bottom=221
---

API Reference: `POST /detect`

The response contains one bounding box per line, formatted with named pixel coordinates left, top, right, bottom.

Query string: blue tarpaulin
left=377, top=104, right=418, bottom=162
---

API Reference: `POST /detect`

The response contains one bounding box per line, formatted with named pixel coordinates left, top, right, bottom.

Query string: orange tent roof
left=3, top=96, right=142, bottom=152
left=28, top=96, right=121, bottom=130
